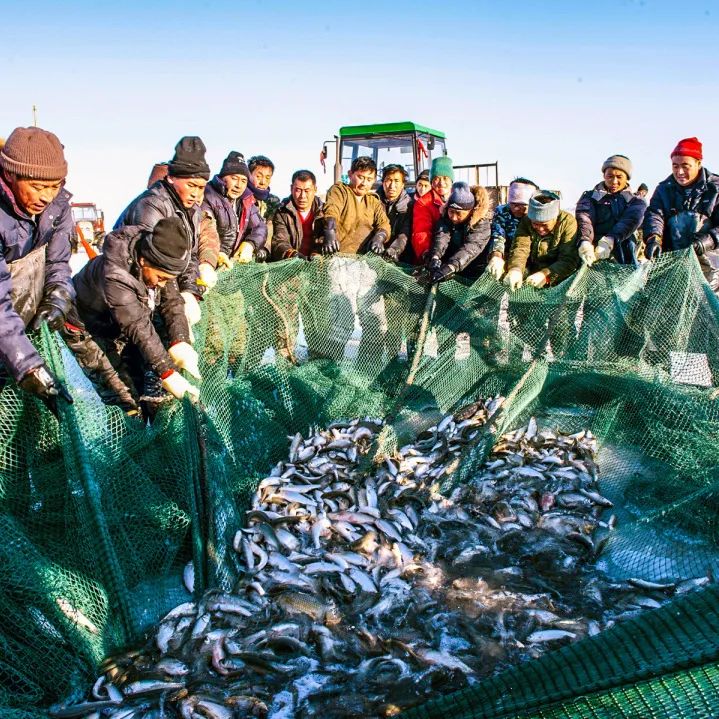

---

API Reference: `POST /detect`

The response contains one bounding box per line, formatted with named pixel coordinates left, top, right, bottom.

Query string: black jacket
left=73, top=227, right=190, bottom=377
left=271, top=196, right=323, bottom=260
left=377, top=187, right=412, bottom=257
left=114, top=180, right=203, bottom=296
left=430, top=186, right=492, bottom=278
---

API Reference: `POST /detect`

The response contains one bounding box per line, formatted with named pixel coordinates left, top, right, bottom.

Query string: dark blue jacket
left=201, top=177, right=266, bottom=257
left=0, top=176, right=75, bottom=380
left=114, top=180, right=203, bottom=296
left=643, top=168, right=719, bottom=288
left=490, top=203, right=521, bottom=257
left=575, top=183, right=646, bottom=265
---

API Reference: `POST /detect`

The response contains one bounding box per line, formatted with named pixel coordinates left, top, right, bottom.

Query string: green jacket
left=320, top=182, right=391, bottom=254
left=507, top=211, right=579, bottom=285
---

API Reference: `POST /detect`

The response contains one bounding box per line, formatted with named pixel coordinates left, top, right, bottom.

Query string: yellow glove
left=217, top=251, right=234, bottom=271
left=526, top=270, right=548, bottom=288
left=237, top=241, right=254, bottom=264
left=503, top=268, right=523, bottom=291
left=161, top=371, right=200, bottom=401
left=198, top=262, right=218, bottom=289
left=168, top=341, right=201, bottom=380
left=486, top=255, right=505, bottom=280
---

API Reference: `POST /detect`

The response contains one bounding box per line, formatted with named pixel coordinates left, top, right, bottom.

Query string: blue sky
left=2, top=0, right=718, bottom=221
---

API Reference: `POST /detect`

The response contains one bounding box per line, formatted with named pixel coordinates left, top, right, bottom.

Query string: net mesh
left=0, top=249, right=718, bottom=717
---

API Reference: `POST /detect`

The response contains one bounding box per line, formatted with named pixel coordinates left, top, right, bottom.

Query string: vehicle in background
left=71, top=203, right=105, bottom=254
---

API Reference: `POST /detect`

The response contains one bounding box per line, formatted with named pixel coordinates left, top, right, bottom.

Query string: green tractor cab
left=322, top=121, right=448, bottom=186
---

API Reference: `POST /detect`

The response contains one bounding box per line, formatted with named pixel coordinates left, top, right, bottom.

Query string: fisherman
left=0, top=126, right=74, bottom=413
left=272, top=169, right=323, bottom=260
left=377, top=164, right=412, bottom=262
left=316, top=156, right=392, bottom=362
left=504, top=191, right=578, bottom=290
left=642, top=137, right=719, bottom=292
left=487, top=177, right=538, bottom=280
left=247, top=154, right=281, bottom=247
left=427, top=182, right=491, bottom=282
left=414, top=169, right=431, bottom=199
left=576, top=155, right=647, bottom=267
left=411, top=156, right=454, bottom=264
left=635, top=183, right=649, bottom=199
left=199, top=152, right=267, bottom=286
left=115, top=136, right=210, bottom=330
left=71, top=217, right=200, bottom=406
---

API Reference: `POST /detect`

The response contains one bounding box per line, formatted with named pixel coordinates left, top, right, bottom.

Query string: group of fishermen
left=0, top=127, right=717, bottom=417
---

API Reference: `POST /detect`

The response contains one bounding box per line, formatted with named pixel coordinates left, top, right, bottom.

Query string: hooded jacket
left=319, top=183, right=391, bottom=254
left=114, top=180, right=203, bottom=296
left=508, top=211, right=579, bottom=285
left=73, top=226, right=190, bottom=377
left=575, top=183, right=646, bottom=264
left=271, top=196, right=323, bottom=260
left=202, top=177, right=267, bottom=261
left=0, top=175, right=75, bottom=380
left=430, top=186, right=492, bottom=278
left=377, top=186, right=412, bottom=258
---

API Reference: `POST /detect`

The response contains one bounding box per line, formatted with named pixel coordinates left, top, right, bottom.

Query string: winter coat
left=377, top=187, right=412, bottom=258
left=319, top=183, right=391, bottom=254
left=489, top=204, right=522, bottom=257
left=202, top=178, right=267, bottom=262
left=114, top=180, right=203, bottom=296
left=575, top=183, right=646, bottom=265
left=0, top=175, right=75, bottom=380
left=73, top=226, right=190, bottom=377
left=271, top=196, right=323, bottom=260
left=430, top=186, right=492, bottom=278
left=411, top=189, right=444, bottom=263
left=508, top=211, right=579, bottom=285
left=642, top=168, right=719, bottom=288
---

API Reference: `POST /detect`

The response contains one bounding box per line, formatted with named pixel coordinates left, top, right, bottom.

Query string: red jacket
left=411, top=189, right=444, bottom=263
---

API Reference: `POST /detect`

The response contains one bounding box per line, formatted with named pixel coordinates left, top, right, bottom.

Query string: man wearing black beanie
left=115, top=136, right=211, bottom=333
left=70, top=217, right=202, bottom=409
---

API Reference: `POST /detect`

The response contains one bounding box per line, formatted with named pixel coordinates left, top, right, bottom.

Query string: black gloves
left=30, top=285, right=73, bottom=332
left=322, top=218, right=340, bottom=256
left=692, top=234, right=716, bottom=256
left=644, top=239, right=662, bottom=260
left=19, top=364, right=73, bottom=417
left=431, top=264, right=456, bottom=283
left=255, top=247, right=269, bottom=263
left=426, top=255, right=442, bottom=273
left=366, top=231, right=387, bottom=255
left=384, top=239, right=404, bottom=262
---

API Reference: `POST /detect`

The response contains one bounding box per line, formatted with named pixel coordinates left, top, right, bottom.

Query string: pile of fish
left=52, top=398, right=711, bottom=718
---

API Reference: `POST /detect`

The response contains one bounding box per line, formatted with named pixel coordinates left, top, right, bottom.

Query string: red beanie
left=671, top=137, right=703, bottom=161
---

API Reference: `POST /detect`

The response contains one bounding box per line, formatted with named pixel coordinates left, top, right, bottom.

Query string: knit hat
left=447, top=182, right=475, bottom=211
left=139, top=217, right=191, bottom=274
left=219, top=151, right=250, bottom=179
left=430, top=156, right=454, bottom=181
left=637, top=183, right=649, bottom=193
left=601, top=154, right=632, bottom=179
left=417, top=169, right=430, bottom=183
left=671, top=137, right=703, bottom=161
left=508, top=181, right=536, bottom=205
left=528, top=191, right=561, bottom=222
left=167, top=136, right=210, bottom=179
left=0, top=127, right=67, bottom=180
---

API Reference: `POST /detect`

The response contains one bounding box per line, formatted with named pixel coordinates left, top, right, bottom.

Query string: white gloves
left=486, top=255, right=505, bottom=280
left=578, top=241, right=596, bottom=266
left=237, top=242, right=254, bottom=264
left=181, top=291, right=202, bottom=326
left=168, top=341, right=201, bottom=380
left=161, top=371, right=200, bottom=401
left=217, top=251, right=234, bottom=271
left=526, top=271, right=548, bottom=288
left=198, top=262, right=218, bottom=289
left=595, top=236, right=614, bottom=261
left=503, top=268, right=523, bottom=291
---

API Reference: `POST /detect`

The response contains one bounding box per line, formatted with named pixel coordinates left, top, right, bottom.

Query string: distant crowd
left=0, top=128, right=716, bottom=417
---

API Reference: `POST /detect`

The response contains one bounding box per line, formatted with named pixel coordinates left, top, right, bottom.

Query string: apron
left=8, top=244, right=46, bottom=326
left=668, top=210, right=719, bottom=291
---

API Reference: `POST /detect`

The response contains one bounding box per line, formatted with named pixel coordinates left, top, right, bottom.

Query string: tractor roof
left=339, top=122, right=446, bottom=139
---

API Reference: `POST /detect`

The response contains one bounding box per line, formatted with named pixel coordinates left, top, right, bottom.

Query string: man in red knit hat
left=642, top=137, right=719, bottom=292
